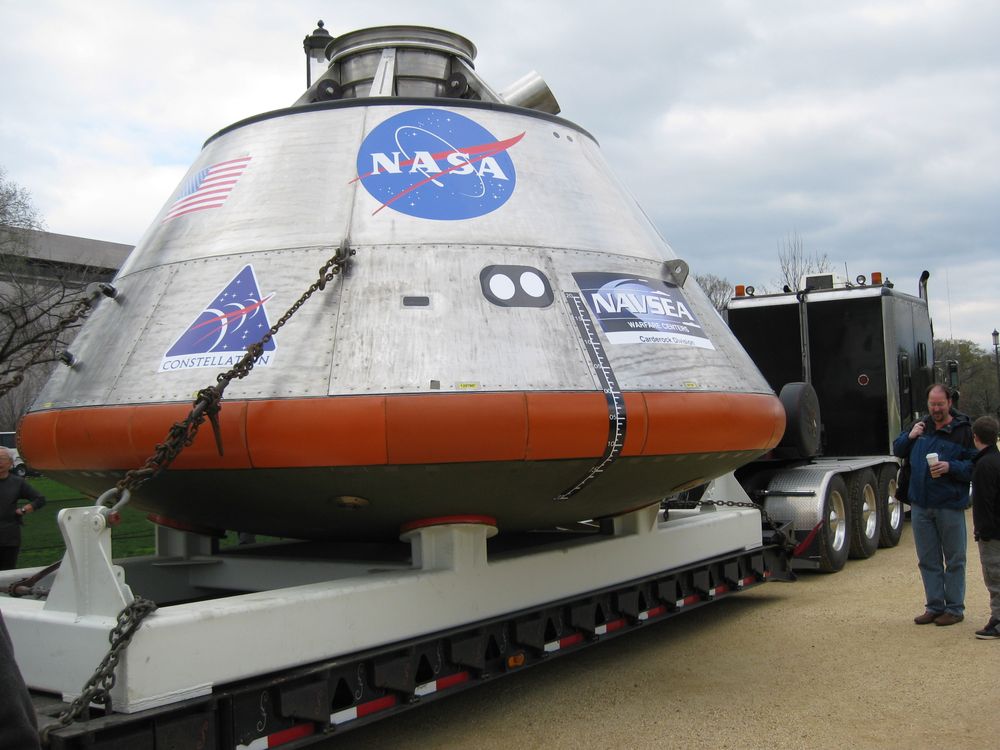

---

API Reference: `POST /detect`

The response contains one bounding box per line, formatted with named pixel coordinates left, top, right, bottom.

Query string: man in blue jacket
left=893, top=384, right=974, bottom=626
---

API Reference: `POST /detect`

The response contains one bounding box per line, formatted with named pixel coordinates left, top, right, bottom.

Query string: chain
left=40, top=598, right=158, bottom=746
left=0, top=282, right=116, bottom=399
left=696, top=498, right=794, bottom=550
left=37, top=244, right=353, bottom=743
left=6, top=559, right=61, bottom=598
left=109, top=243, right=353, bottom=501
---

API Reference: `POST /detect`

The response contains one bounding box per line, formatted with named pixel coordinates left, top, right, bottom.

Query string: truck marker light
left=507, top=652, right=527, bottom=669
left=236, top=721, right=314, bottom=749
left=676, top=594, right=701, bottom=608
left=871, top=271, right=883, bottom=285
left=735, top=285, right=746, bottom=297
left=738, top=575, right=757, bottom=588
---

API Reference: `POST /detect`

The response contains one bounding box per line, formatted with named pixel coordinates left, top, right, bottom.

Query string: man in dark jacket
left=0, top=611, right=40, bottom=749
left=893, top=384, right=974, bottom=626
left=971, top=415, right=1000, bottom=639
left=0, top=450, right=46, bottom=570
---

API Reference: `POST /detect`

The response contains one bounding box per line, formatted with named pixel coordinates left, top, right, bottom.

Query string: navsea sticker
left=160, top=265, right=276, bottom=372
left=572, top=272, right=714, bottom=349
left=354, top=108, right=523, bottom=220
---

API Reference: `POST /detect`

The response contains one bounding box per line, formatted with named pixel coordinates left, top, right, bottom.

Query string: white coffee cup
left=926, top=452, right=939, bottom=466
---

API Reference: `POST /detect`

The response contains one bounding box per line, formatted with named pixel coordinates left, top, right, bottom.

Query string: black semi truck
left=724, top=269, right=937, bottom=572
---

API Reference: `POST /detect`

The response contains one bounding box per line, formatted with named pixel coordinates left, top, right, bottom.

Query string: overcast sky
left=2, top=1, right=998, bottom=351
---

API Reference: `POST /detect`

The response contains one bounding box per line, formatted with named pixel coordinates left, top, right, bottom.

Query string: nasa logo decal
left=573, top=272, right=715, bottom=350
left=354, top=108, right=524, bottom=220
left=159, top=265, right=276, bottom=372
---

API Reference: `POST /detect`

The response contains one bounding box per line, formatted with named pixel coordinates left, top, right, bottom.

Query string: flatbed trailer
left=1, top=482, right=791, bottom=749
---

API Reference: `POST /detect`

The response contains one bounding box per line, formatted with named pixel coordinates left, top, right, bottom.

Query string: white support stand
left=44, top=507, right=134, bottom=616
left=400, top=520, right=498, bottom=571
left=0, top=497, right=762, bottom=714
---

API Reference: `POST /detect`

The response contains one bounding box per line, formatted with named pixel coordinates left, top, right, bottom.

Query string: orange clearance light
left=871, top=271, right=883, bottom=285
left=506, top=652, right=526, bottom=669
left=734, top=284, right=746, bottom=297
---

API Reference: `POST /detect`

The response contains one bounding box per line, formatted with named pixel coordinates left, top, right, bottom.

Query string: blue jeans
left=911, top=505, right=967, bottom=615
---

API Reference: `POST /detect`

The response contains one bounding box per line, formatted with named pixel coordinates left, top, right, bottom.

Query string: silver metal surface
left=369, top=48, right=397, bottom=97
left=499, top=71, right=561, bottom=114
left=760, top=457, right=899, bottom=535
left=50, top=103, right=770, bottom=405
left=24, top=25, right=782, bottom=540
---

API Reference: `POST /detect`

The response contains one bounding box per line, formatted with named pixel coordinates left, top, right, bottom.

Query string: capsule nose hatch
left=294, top=25, right=561, bottom=115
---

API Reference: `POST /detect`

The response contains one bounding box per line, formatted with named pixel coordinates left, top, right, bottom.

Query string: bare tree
left=0, top=169, right=102, bottom=428
left=0, top=167, right=41, bottom=231
left=775, top=231, right=831, bottom=291
left=695, top=273, right=733, bottom=314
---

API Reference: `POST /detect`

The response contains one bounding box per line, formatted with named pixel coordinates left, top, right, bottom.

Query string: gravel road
left=325, top=514, right=997, bottom=749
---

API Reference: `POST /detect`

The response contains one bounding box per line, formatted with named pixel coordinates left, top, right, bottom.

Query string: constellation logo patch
left=159, top=265, right=276, bottom=372
left=354, top=108, right=523, bottom=220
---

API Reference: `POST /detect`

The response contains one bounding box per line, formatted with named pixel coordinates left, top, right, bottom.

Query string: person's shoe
left=914, top=610, right=940, bottom=624
left=975, top=618, right=1000, bottom=639
left=934, top=612, right=964, bottom=626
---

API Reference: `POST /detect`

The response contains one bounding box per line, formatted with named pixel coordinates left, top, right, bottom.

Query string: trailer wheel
left=847, top=469, right=880, bottom=559
left=876, top=464, right=904, bottom=548
left=818, top=475, right=850, bottom=573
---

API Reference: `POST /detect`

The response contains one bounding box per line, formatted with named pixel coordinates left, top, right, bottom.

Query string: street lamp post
left=303, top=20, right=332, bottom=88
left=993, top=329, right=1000, bottom=417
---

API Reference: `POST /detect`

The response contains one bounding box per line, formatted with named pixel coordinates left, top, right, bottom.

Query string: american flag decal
left=162, top=155, right=251, bottom=222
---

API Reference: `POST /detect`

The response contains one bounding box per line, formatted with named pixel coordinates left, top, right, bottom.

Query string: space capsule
left=19, top=25, right=784, bottom=540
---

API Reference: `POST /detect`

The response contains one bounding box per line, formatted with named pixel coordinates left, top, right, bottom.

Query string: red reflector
left=437, top=672, right=471, bottom=690
left=268, top=723, right=315, bottom=747
left=357, top=694, right=398, bottom=718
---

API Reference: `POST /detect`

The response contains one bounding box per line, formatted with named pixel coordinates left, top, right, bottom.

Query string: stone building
left=0, top=227, right=133, bottom=429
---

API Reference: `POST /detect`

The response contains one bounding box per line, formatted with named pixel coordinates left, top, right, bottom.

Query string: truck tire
left=847, top=469, right=880, bottom=559
left=876, top=464, right=904, bottom=548
left=818, top=475, right=850, bottom=573
left=777, top=382, right=821, bottom=458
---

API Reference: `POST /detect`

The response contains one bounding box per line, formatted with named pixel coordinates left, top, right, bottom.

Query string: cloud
left=1, top=0, right=997, bottom=351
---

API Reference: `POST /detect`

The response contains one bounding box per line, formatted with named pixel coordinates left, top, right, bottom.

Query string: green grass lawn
left=15, top=477, right=253, bottom=569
